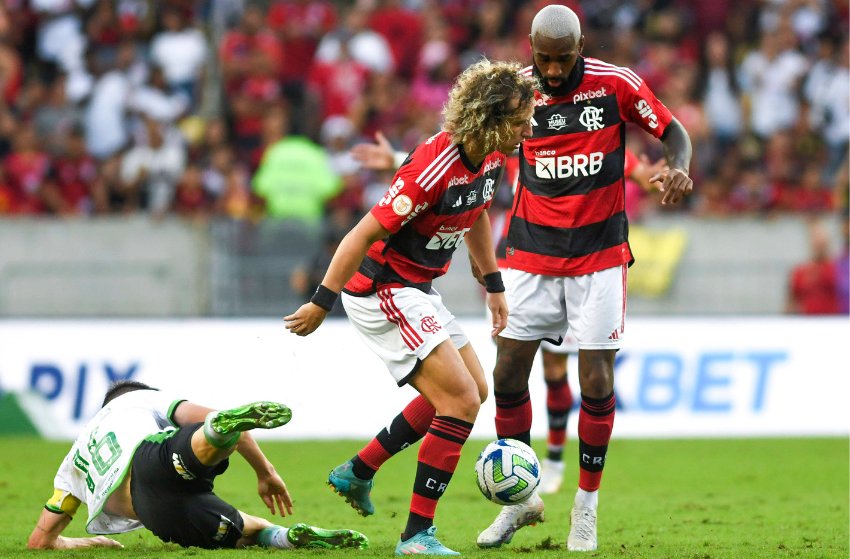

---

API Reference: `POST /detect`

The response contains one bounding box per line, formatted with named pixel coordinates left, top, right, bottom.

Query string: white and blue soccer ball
left=475, top=438, right=541, bottom=505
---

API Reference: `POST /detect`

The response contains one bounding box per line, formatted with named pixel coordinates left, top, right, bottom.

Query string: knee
left=453, top=386, right=481, bottom=422
left=477, top=379, right=489, bottom=405
left=493, top=344, right=536, bottom=392
left=493, top=366, right=529, bottom=393
left=579, top=356, right=615, bottom=397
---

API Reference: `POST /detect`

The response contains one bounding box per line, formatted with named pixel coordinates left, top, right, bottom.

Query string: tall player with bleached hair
left=286, top=59, right=537, bottom=555
left=477, top=4, right=693, bottom=552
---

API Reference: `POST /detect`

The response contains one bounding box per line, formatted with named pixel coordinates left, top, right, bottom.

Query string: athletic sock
left=352, top=395, right=435, bottom=480
left=546, top=378, right=573, bottom=461
left=575, top=488, right=599, bottom=509
left=256, top=525, right=293, bottom=549
left=403, top=416, right=473, bottom=541
left=494, top=389, right=532, bottom=445
left=203, top=411, right=240, bottom=449
left=577, top=392, right=616, bottom=491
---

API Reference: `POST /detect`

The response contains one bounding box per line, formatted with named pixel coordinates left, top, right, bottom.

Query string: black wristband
left=310, top=284, right=338, bottom=312
left=483, top=271, right=505, bottom=293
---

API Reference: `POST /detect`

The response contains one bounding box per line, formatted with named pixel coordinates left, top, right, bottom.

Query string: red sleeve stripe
left=519, top=65, right=534, bottom=77
left=378, top=288, right=423, bottom=350
left=585, top=59, right=641, bottom=91
left=515, top=181, right=625, bottom=229
left=416, top=144, right=459, bottom=192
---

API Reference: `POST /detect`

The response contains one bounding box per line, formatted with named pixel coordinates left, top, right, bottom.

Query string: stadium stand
left=0, top=0, right=846, bottom=316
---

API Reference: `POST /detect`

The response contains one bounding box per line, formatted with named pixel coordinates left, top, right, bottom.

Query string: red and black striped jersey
left=494, top=147, right=640, bottom=268
left=506, top=56, right=673, bottom=276
left=344, top=131, right=505, bottom=295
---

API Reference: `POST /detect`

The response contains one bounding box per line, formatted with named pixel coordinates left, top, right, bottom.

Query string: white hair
left=530, top=5, right=581, bottom=40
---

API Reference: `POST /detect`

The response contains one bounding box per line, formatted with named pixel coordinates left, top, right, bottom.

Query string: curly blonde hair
left=442, top=59, right=538, bottom=156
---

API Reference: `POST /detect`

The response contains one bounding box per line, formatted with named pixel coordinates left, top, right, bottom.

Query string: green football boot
left=287, top=523, right=369, bottom=549
left=204, top=401, right=291, bottom=448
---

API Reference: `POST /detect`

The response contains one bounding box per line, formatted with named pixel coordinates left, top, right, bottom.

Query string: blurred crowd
left=0, top=0, right=847, bottom=227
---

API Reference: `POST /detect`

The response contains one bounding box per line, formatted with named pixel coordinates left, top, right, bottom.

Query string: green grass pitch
left=1, top=437, right=846, bottom=558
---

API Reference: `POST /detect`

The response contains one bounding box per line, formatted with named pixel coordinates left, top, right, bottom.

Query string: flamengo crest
left=420, top=316, right=442, bottom=333
left=579, top=106, right=604, bottom=131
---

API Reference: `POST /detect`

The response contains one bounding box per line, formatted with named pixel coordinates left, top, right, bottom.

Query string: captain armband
left=45, top=489, right=81, bottom=517
left=483, top=272, right=505, bottom=293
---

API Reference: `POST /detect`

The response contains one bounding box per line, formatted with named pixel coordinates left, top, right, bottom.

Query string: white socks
left=575, top=488, right=598, bottom=509
left=256, top=525, right=293, bottom=549
left=202, top=411, right=239, bottom=449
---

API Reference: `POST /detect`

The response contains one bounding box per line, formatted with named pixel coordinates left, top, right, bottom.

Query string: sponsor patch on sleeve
left=392, top=194, right=413, bottom=216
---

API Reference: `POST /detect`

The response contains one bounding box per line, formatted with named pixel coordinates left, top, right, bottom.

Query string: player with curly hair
left=285, top=59, right=537, bottom=555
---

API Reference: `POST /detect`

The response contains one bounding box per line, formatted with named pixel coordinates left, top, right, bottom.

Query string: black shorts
left=130, top=423, right=244, bottom=549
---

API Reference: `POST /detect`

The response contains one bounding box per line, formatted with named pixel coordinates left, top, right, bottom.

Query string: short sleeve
left=369, top=147, right=441, bottom=234
left=619, top=77, right=674, bottom=139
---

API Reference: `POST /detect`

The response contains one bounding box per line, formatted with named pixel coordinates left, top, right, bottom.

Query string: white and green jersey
left=52, top=389, right=184, bottom=534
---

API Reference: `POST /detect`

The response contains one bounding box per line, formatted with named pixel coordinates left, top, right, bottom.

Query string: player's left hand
left=56, top=535, right=124, bottom=549
left=486, top=292, right=509, bottom=338
left=284, top=303, right=328, bottom=336
left=654, top=167, right=692, bottom=205
left=257, top=469, right=293, bottom=516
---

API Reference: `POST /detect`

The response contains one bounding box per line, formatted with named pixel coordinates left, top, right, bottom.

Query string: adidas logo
left=451, top=196, right=462, bottom=208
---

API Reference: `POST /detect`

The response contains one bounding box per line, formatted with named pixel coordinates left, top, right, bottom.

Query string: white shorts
left=500, top=265, right=627, bottom=350
left=342, top=286, right=469, bottom=386
left=540, top=330, right=578, bottom=354
left=495, top=268, right=578, bottom=354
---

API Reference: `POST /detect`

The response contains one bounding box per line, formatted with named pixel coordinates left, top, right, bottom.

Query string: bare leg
left=395, top=340, right=480, bottom=548
left=191, top=429, right=238, bottom=467
left=492, top=337, right=540, bottom=393
left=542, top=350, right=567, bottom=383
left=577, top=349, right=615, bottom=397
left=235, top=512, right=272, bottom=548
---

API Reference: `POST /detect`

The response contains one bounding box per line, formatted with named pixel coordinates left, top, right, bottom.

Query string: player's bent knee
left=444, top=388, right=480, bottom=422
left=478, top=383, right=489, bottom=405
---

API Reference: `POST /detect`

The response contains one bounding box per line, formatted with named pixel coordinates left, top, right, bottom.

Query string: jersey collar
left=458, top=143, right=483, bottom=174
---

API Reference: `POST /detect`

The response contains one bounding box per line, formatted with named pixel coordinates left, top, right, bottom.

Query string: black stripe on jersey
left=399, top=149, right=415, bottom=168
left=531, top=94, right=622, bottom=139
left=384, top=228, right=453, bottom=271
left=432, top=176, right=492, bottom=215
left=519, top=146, right=625, bottom=198
left=507, top=211, right=628, bottom=258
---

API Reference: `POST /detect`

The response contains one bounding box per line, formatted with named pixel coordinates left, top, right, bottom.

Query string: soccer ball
left=475, top=439, right=541, bottom=505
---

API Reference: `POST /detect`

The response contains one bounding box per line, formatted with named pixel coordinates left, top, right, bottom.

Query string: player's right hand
left=258, top=470, right=293, bottom=517
left=656, top=167, right=693, bottom=205
left=283, top=303, right=327, bottom=336
left=350, top=131, right=395, bottom=171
